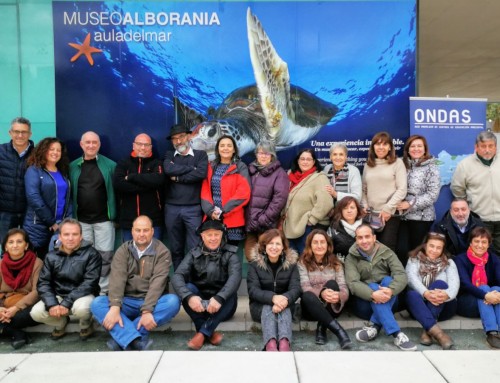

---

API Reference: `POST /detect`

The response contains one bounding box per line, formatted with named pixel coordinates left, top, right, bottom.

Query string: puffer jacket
left=172, top=242, right=242, bottom=303
left=246, top=246, right=301, bottom=321
left=402, top=157, right=440, bottom=221
left=37, top=240, right=102, bottom=309
left=0, top=140, right=34, bottom=214
left=329, top=220, right=356, bottom=259
left=23, top=166, right=72, bottom=248
left=245, top=160, right=289, bottom=233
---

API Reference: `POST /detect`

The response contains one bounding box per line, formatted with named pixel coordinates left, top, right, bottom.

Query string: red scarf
left=466, top=247, right=489, bottom=287
left=288, top=168, right=316, bottom=191
left=1, top=250, right=37, bottom=290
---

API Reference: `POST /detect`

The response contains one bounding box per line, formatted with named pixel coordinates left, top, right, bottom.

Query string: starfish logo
left=68, top=33, right=102, bottom=66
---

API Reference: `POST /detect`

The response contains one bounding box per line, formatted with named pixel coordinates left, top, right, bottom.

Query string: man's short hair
left=450, top=197, right=469, bottom=206
left=132, top=215, right=153, bottom=227
left=10, top=117, right=31, bottom=130
left=59, top=218, right=82, bottom=234
left=355, top=223, right=375, bottom=236
left=476, top=130, right=497, bottom=145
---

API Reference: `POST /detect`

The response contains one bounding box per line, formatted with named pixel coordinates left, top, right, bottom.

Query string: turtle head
left=190, top=121, right=224, bottom=160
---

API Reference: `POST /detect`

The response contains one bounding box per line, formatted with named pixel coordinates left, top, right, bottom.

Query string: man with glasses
left=114, top=133, right=164, bottom=241
left=69, top=131, right=116, bottom=293
left=0, top=117, right=34, bottom=242
left=163, top=124, right=208, bottom=269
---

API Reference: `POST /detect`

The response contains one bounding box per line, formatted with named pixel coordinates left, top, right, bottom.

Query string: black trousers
left=300, top=280, right=340, bottom=325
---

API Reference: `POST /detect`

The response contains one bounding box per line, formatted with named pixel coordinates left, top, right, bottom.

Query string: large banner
left=409, top=97, right=487, bottom=218
left=53, top=1, right=416, bottom=166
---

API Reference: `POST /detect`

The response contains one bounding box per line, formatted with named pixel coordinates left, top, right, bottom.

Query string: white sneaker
left=355, top=324, right=378, bottom=342
left=394, top=332, right=417, bottom=351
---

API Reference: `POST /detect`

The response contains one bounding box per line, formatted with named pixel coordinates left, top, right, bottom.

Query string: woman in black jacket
left=247, top=229, right=301, bottom=351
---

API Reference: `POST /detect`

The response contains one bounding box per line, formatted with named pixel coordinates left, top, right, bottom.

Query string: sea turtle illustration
left=177, top=8, right=338, bottom=159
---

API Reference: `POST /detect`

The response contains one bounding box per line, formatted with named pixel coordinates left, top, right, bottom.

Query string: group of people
left=0, top=116, right=499, bottom=352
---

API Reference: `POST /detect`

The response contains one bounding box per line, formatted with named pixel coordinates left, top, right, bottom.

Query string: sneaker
left=394, top=332, right=417, bottom=351
left=106, top=339, right=123, bottom=351
left=486, top=332, right=500, bottom=349
left=355, top=324, right=378, bottom=343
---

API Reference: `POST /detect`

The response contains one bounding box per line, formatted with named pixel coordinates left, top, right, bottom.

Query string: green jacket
left=344, top=242, right=407, bottom=301
left=69, top=154, right=117, bottom=221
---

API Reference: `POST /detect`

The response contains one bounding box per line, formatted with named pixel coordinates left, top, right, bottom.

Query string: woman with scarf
left=323, top=143, right=362, bottom=203
left=244, top=141, right=289, bottom=260
left=0, top=229, right=43, bottom=349
left=282, top=149, right=333, bottom=254
left=455, top=227, right=500, bottom=349
left=405, top=232, right=459, bottom=349
left=329, top=196, right=364, bottom=262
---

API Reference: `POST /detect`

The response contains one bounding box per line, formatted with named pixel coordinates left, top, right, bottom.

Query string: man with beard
left=163, top=124, right=208, bottom=269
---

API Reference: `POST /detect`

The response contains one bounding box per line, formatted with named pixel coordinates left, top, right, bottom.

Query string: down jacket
left=246, top=246, right=301, bottom=321
left=245, top=160, right=289, bottom=233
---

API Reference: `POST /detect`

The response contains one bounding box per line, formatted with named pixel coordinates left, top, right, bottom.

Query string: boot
left=427, top=324, right=453, bottom=350
left=315, top=322, right=327, bottom=345
left=1, top=326, right=30, bottom=350
left=420, top=330, right=433, bottom=346
left=327, top=320, right=352, bottom=350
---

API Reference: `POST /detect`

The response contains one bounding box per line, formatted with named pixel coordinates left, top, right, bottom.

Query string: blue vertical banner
left=409, top=97, right=487, bottom=218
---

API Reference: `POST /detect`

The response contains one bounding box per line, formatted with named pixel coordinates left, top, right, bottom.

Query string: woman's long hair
left=27, top=137, right=69, bottom=177
left=257, top=228, right=290, bottom=257
left=290, top=148, right=322, bottom=173
left=402, top=135, right=432, bottom=169
left=366, top=131, right=396, bottom=167
left=300, top=229, right=341, bottom=272
left=408, top=232, right=451, bottom=261
left=332, top=196, right=364, bottom=224
left=213, top=134, right=240, bottom=165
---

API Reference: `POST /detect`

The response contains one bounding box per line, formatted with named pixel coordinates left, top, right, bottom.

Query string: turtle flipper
left=174, top=96, right=206, bottom=130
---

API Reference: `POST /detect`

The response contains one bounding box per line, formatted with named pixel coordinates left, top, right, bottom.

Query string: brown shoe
left=420, top=330, right=433, bottom=346
left=80, top=324, right=95, bottom=341
left=208, top=331, right=223, bottom=346
left=486, top=332, right=500, bottom=349
left=50, top=317, right=69, bottom=341
left=187, top=332, right=205, bottom=350
left=428, top=324, right=453, bottom=350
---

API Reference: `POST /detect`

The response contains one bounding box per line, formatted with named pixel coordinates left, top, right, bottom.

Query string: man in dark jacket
left=91, top=215, right=180, bottom=351
left=0, top=117, right=34, bottom=242
left=163, top=124, right=208, bottom=269
left=30, top=218, right=102, bottom=340
left=433, top=198, right=485, bottom=256
left=172, top=219, right=241, bottom=350
left=114, top=133, right=164, bottom=241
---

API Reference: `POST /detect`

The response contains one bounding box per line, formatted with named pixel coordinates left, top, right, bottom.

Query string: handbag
left=363, top=209, right=385, bottom=232
left=1, top=292, right=26, bottom=308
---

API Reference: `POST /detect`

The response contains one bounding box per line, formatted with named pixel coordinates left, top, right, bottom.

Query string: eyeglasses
left=10, top=129, right=30, bottom=136
left=428, top=232, right=445, bottom=239
left=299, top=157, right=314, bottom=162
left=134, top=142, right=152, bottom=148
left=257, top=152, right=271, bottom=157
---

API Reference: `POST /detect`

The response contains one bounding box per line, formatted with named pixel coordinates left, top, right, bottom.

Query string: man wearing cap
left=172, top=219, right=242, bottom=350
left=114, top=133, right=164, bottom=242
left=163, top=124, right=208, bottom=269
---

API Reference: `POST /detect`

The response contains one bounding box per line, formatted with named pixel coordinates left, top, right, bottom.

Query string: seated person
left=455, top=227, right=500, bottom=349
left=30, top=218, right=101, bottom=340
left=247, top=229, right=301, bottom=352
left=433, top=198, right=484, bottom=256
left=405, top=232, right=459, bottom=350
left=0, top=229, right=43, bottom=349
left=91, top=215, right=181, bottom=351
left=345, top=224, right=416, bottom=351
left=172, top=220, right=241, bottom=350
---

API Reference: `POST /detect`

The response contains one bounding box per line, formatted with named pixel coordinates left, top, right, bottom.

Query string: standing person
left=0, top=229, right=43, bottom=349
left=455, top=227, right=500, bottom=349
left=451, top=131, right=500, bottom=253
left=244, top=141, right=289, bottom=260
left=201, top=135, right=250, bottom=246
left=397, top=135, right=440, bottom=265
left=0, top=117, right=34, bottom=243
left=163, top=124, right=208, bottom=269
left=30, top=218, right=101, bottom=341
left=247, top=229, right=300, bottom=351
left=172, top=220, right=242, bottom=350
left=70, top=131, right=116, bottom=292
left=361, top=131, right=407, bottom=252
left=345, top=224, right=416, bottom=351
left=298, top=229, right=352, bottom=349
left=323, top=143, right=362, bottom=203
left=23, top=137, right=71, bottom=258
left=91, top=216, right=180, bottom=351
left=282, top=149, right=333, bottom=254
left=405, top=232, right=458, bottom=350
left=114, top=133, right=164, bottom=242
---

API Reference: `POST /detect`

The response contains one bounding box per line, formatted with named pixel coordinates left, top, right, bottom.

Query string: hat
left=166, top=124, right=191, bottom=140
left=197, top=220, right=226, bottom=234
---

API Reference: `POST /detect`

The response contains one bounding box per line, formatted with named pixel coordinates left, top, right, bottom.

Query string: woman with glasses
left=282, top=149, right=333, bottom=254
left=247, top=229, right=301, bottom=351
left=455, top=227, right=500, bottom=349
left=244, top=141, right=289, bottom=260
left=405, top=232, right=458, bottom=349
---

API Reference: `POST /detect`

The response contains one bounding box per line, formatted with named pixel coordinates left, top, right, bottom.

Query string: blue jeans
left=476, top=285, right=500, bottom=332
left=351, top=276, right=400, bottom=335
left=182, top=283, right=237, bottom=337
left=91, top=294, right=180, bottom=349
left=406, top=281, right=457, bottom=330
left=122, top=226, right=163, bottom=242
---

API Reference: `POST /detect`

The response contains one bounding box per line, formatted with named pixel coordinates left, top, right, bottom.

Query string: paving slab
left=423, top=350, right=500, bottom=383
left=294, top=351, right=446, bottom=383
left=0, top=354, right=30, bottom=381
left=0, top=351, right=162, bottom=383
left=151, top=351, right=298, bottom=383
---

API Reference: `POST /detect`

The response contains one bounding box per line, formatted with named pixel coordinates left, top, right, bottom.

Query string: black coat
left=330, top=221, right=356, bottom=258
